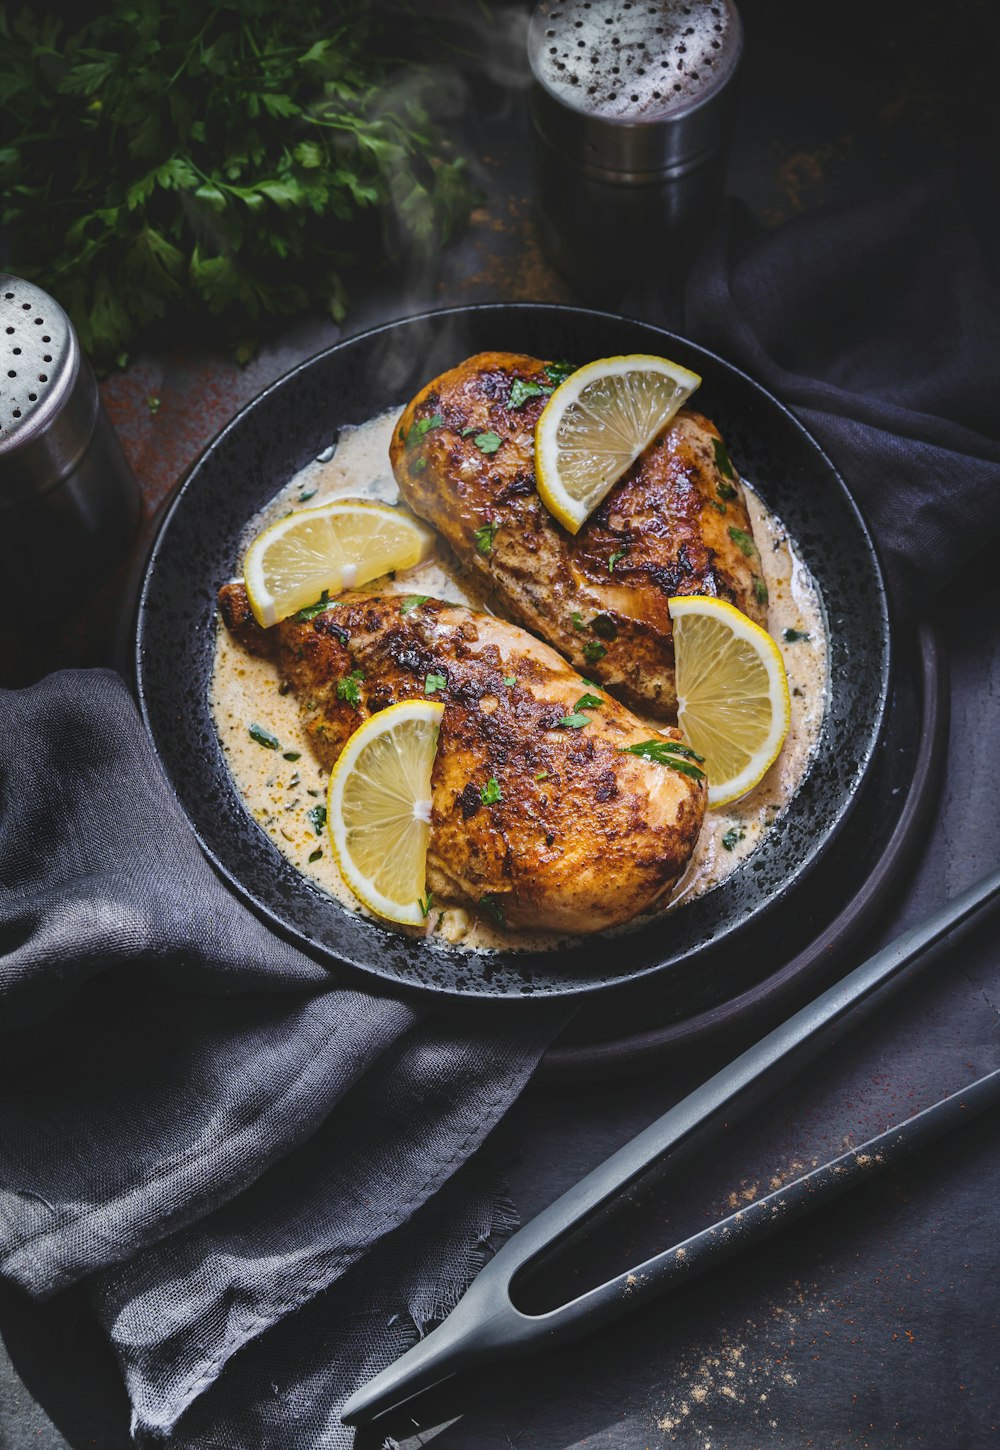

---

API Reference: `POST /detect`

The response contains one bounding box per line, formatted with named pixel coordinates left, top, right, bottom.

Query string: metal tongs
left=343, top=868, right=1000, bottom=1427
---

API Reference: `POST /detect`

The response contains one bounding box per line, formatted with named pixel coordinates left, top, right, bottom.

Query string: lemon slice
left=244, top=500, right=434, bottom=627
left=327, top=699, right=444, bottom=926
left=669, top=596, right=790, bottom=808
left=535, top=354, right=701, bottom=533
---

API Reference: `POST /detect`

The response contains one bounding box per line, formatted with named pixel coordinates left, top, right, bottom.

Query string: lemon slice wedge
left=244, top=499, right=435, bottom=627
left=535, top=354, right=701, bottom=533
left=327, top=699, right=444, bottom=926
left=669, top=596, right=790, bottom=808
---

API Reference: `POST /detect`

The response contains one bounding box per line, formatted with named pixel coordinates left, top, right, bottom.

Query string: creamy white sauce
left=210, top=409, right=829, bottom=953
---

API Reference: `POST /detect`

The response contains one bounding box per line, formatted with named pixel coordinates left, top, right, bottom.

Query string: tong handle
left=342, top=867, right=1000, bottom=1425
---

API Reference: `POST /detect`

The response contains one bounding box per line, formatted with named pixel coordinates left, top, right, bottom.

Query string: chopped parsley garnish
left=722, top=826, right=745, bottom=851
left=424, top=671, right=447, bottom=695
left=503, top=674, right=517, bottom=686
left=535, top=770, right=549, bottom=781
left=508, top=378, right=553, bottom=409
left=294, top=590, right=337, bottom=622
left=282, top=751, right=301, bottom=761
left=308, top=847, right=323, bottom=863
left=481, top=777, right=503, bottom=805
left=248, top=723, right=280, bottom=750
left=474, top=431, right=502, bottom=454
left=460, top=425, right=478, bottom=437
left=556, top=712, right=591, bottom=729
left=479, top=893, right=507, bottom=928
left=544, top=360, right=577, bottom=386
left=574, top=693, right=604, bottom=711
left=753, top=576, right=769, bottom=606
left=400, top=595, right=429, bottom=614
left=405, top=413, right=444, bottom=448
left=618, top=739, right=707, bottom=780
left=718, top=481, right=738, bottom=502
left=710, top=499, right=727, bottom=514
left=336, top=669, right=365, bottom=708
left=474, top=521, right=499, bottom=554
left=412, top=457, right=427, bottom=474
left=712, top=437, right=735, bottom=480
left=582, top=640, right=607, bottom=663
left=728, top=526, right=758, bottom=559
left=307, top=804, right=327, bottom=835
left=591, top=613, right=618, bottom=641
left=784, top=627, right=812, bottom=643
left=297, top=487, right=317, bottom=503
left=608, top=548, right=628, bottom=573
left=418, top=891, right=434, bottom=919
left=571, top=610, right=586, bottom=631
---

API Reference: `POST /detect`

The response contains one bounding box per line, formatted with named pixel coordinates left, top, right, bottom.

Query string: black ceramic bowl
left=134, top=304, right=890, bottom=1002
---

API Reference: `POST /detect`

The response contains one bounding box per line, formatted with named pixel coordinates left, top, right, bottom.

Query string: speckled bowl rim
left=134, top=303, right=891, bottom=1002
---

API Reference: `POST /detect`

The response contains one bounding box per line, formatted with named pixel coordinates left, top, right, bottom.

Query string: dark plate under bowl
left=134, top=303, right=890, bottom=1002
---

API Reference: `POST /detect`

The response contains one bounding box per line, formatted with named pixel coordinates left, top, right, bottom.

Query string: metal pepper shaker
left=528, top=0, right=743, bottom=292
left=0, top=275, right=140, bottom=613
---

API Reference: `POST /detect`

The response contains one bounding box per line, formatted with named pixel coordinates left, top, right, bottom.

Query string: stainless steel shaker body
left=528, top=0, right=743, bottom=290
left=0, top=276, right=140, bottom=613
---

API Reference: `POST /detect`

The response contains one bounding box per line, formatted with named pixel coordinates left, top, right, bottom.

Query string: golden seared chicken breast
left=219, top=585, right=706, bottom=934
left=391, top=352, right=768, bottom=719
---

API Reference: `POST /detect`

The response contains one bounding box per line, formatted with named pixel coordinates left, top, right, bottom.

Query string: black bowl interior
left=134, top=304, right=890, bottom=1002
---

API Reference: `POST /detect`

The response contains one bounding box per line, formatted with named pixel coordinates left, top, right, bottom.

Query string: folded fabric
left=0, top=671, right=562, bottom=1442
left=680, top=170, right=1000, bottom=619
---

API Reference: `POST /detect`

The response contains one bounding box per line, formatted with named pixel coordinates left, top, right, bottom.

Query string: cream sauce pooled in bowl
left=210, top=409, right=829, bottom=953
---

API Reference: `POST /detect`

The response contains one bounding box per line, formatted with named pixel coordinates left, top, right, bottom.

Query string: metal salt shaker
left=0, top=275, right=140, bottom=612
left=528, top=0, right=743, bottom=291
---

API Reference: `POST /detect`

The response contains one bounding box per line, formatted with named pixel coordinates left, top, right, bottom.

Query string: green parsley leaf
left=574, top=693, right=604, bottom=710
left=534, top=769, right=550, bottom=781
left=718, top=481, right=738, bottom=502
left=571, top=610, right=586, bottom=631
left=282, top=751, right=301, bottom=761
left=400, top=595, right=429, bottom=614
left=728, top=526, right=758, bottom=559
left=617, top=739, right=707, bottom=780
left=502, top=675, right=516, bottom=686
left=406, top=413, right=444, bottom=448
left=424, top=671, right=447, bottom=695
left=710, top=499, right=727, bottom=514
left=418, top=891, right=434, bottom=919
left=460, top=426, right=478, bottom=437
left=336, top=669, right=364, bottom=708
left=474, top=521, right=499, bottom=554
left=753, top=576, right=769, bottom=606
left=412, top=458, right=427, bottom=474
left=481, top=777, right=502, bottom=805
left=307, top=804, right=327, bottom=835
left=508, top=378, right=552, bottom=409
left=784, top=627, right=811, bottom=642
left=609, top=548, right=628, bottom=573
left=294, top=590, right=336, bottom=622
left=582, top=640, right=607, bottom=663
left=591, top=613, right=618, bottom=641
left=721, top=826, right=745, bottom=851
left=308, top=847, right=323, bottom=863
left=556, top=713, right=591, bottom=729
left=249, top=722, right=279, bottom=749
left=712, top=437, right=735, bottom=480
left=474, top=431, right=502, bottom=454
left=544, top=360, right=577, bottom=386
left=479, top=893, right=507, bottom=928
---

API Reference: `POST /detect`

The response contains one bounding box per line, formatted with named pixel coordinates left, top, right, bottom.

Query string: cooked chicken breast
left=219, top=584, right=706, bottom=935
left=390, top=351, right=768, bottom=719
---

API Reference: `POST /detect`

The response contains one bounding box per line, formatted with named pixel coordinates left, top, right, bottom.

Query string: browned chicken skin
left=219, top=584, right=707, bottom=934
left=391, top=352, right=768, bottom=719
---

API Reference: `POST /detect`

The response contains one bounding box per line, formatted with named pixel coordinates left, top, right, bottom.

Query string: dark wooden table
left=3, top=3, right=998, bottom=1446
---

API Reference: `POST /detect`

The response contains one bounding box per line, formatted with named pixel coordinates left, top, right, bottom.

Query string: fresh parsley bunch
left=0, top=1, right=475, bottom=364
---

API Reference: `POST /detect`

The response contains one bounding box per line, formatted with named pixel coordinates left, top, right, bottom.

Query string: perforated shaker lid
left=0, top=275, right=99, bottom=506
left=529, top=0, right=743, bottom=180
